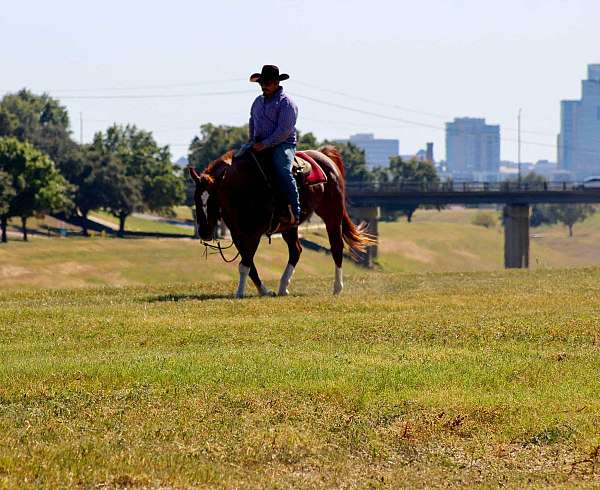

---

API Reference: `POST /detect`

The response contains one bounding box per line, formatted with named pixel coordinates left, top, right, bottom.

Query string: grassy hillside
left=1, top=269, right=599, bottom=487
left=3, top=207, right=600, bottom=291
left=0, top=235, right=360, bottom=290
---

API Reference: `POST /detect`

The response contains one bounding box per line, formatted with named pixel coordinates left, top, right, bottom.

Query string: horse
left=188, top=145, right=374, bottom=298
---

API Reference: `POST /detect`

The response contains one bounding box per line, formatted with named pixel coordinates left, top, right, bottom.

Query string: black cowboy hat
left=249, top=65, right=289, bottom=83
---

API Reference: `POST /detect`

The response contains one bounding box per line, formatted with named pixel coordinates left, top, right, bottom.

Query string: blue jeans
left=272, top=143, right=300, bottom=219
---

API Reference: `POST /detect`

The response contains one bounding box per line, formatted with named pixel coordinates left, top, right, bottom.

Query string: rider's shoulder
left=280, top=91, right=297, bottom=109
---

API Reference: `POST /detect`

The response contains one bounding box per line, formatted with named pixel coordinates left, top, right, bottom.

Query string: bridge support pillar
left=503, top=204, right=530, bottom=269
left=349, top=206, right=379, bottom=268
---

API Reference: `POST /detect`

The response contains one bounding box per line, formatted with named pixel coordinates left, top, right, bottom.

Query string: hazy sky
left=2, top=0, right=599, bottom=162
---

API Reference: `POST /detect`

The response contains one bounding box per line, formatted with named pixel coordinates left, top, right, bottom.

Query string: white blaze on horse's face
left=201, top=190, right=209, bottom=217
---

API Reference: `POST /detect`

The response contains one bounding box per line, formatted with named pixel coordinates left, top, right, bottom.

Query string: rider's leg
left=272, top=143, right=301, bottom=222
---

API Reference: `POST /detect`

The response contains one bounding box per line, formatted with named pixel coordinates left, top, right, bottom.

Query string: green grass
left=89, top=211, right=194, bottom=236
left=1, top=270, right=600, bottom=487
left=2, top=208, right=600, bottom=486
left=172, top=205, right=194, bottom=221
left=0, top=235, right=361, bottom=290
left=5, top=207, right=600, bottom=292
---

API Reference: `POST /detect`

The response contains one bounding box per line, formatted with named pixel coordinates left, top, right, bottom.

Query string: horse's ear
left=188, top=166, right=201, bottom=185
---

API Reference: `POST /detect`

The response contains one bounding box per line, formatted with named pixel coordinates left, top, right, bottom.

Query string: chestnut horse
left=188, top=145, right=373, bottom=298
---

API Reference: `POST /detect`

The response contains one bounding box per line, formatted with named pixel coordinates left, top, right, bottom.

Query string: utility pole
left=517, top=108, right=522, bottom=187
left=80, top=113, right=83, bottom=145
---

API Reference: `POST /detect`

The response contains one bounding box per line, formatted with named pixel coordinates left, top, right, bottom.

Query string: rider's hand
left=252, top=143, right=267, bottom=152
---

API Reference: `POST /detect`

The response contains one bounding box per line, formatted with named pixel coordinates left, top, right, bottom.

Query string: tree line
left=0, top=90, right=439, bottom=242
left=0, top=90, right=185, bottom=241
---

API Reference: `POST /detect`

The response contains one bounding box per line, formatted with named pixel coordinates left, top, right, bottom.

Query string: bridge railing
left=345, top=181, right=588, bottom=193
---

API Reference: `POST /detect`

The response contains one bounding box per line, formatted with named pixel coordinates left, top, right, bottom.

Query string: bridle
left=195, top=167, right=241, bottom=263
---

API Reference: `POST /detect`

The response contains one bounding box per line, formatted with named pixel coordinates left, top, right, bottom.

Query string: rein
left=249, top=151, right=272, bottom=190
left=201, top=239, right=240, bottom=263
left=249, top=151, right=277, bottom=237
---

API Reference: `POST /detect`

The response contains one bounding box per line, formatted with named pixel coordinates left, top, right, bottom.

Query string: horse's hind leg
left=324, top=219, right=344, bottom=295
left=278, top=228, right=302, bottom=296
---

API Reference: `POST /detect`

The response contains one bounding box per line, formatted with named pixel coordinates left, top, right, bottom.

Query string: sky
left=1, top=0, right=599, bottom=163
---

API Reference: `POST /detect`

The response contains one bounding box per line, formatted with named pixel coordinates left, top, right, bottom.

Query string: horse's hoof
left=278, top=289, right=289, bottom=296
left=333, top=285, right=343, bottom=296
left=261, top=290, right=276, bottom=297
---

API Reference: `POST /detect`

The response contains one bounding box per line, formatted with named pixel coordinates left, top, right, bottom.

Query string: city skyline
left=559, top=64, right=600, bottom=178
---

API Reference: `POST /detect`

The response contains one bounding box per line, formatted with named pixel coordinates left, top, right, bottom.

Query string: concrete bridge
left=346, top=181, right=600, bottom=268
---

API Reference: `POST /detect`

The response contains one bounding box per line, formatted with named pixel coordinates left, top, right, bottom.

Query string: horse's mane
left=205, top=150, right=233, bottom=173
left=203, top=150, right=234, bottom=184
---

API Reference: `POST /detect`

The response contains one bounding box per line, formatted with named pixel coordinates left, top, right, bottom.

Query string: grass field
left=1, top=269, right=600, bottom=487
left=89, top=211, right=195, bottom=236
left=2, top=207, right=600, bottom=487
left=3, top=207, right=600, bottom=291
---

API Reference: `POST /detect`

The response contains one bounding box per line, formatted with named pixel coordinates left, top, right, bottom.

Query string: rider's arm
left=262, top=98, right=297, bottom=147
left=248, top=99, right=256, bottom=142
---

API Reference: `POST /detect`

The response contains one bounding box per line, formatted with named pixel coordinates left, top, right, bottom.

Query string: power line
left=0, top=76, right=564, bottom=137
left=0, top=78, right=247, bottom=94
left=4, top=78, right=597, bottom=157
left=291, top=91, right=600, bottom=156
left=295, top=80, right=558, bottom=137
left=58, top=89, right=255, bottom=100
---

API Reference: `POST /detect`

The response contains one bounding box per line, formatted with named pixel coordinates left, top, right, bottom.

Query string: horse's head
left=188, top=152, right=232, bottom=241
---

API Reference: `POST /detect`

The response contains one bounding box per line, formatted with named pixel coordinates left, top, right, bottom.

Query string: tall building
left=445, top=118, right=500, bottom=179
left=558, top=64, right=600, bottom=178
left=348, top=133, right=399, bottom=169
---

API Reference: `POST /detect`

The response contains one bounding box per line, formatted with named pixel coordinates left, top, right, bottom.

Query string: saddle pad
left=295, top=151, right=327, bottom=185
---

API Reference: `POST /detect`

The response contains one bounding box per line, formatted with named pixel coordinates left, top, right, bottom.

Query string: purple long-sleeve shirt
left=249, top=87, right=298, bottom=147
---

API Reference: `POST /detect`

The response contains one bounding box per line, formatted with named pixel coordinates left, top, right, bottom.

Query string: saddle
left=292, top=151, right=327, bottom=186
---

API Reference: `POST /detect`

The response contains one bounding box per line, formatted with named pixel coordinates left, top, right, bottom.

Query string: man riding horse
left=248, top=65, right=300, bottom=226
left=188, top=66, right=374, bottom=298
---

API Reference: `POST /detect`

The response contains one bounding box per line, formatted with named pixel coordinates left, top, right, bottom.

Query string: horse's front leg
left=278, top=228, right=302, bottom=296
left=233, top=233, right=262, bottom=299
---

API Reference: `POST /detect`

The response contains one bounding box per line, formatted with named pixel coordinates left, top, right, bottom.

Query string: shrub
left=471, top=211, right=497, bottom=228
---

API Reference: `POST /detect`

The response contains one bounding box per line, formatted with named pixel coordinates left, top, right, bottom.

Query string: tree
left=297, top=131, right=319, bottom=151
left=64, top=146, right=114, bottom=236
left=553, top=204, right=596, bottom=237
left=0, top=89, right=74, bottom=167
left=0, top=89, right=84, bottom=224
left=91, top=125, right=184, bottom=235
left=0, top=137, right=71, bottom=242
left=94, top=156, right=143, bottom=236
left=471, top=210, right=497, bottom=228
left=380, top=156, right=440, bottom=222
left=530, top=204, right=558, bottom=227
left=0, top=170, right=16, bottom=242
left=188, top=123, right=248, bottom=170
left=323, top=140, right=373, bottom=182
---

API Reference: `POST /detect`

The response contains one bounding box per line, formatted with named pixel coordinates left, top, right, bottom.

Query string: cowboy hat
left=249, top=65, right=290, bottom=83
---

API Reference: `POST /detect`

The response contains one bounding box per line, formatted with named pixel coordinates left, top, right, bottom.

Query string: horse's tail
left=318, top=145, right=376, bottom=256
